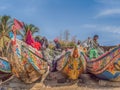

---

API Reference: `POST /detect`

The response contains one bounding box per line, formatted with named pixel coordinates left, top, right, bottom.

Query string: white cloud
left=81, top=24, right=120, bottom=34
left=95, top=9, right=120, bottom=18
left=95, top=0, right=120, bottom=5
left=94, top=0, right=120, bottom=18
left=104, top=26, right=120, bottom=34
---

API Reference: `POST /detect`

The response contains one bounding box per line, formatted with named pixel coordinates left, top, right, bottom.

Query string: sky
left=0, top=0, right=120, bottom=46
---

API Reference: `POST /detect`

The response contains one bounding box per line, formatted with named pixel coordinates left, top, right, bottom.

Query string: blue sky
left=0, top=0, right=120, bottom=45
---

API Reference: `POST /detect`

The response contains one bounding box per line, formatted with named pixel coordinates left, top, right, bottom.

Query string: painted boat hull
left=86, top=46, right=120, bottom=81
left=57, top=51, right=86, bottom=80
left=8, top=39, right=48, bottom=83
left=0, top=57, right=13, bottom=83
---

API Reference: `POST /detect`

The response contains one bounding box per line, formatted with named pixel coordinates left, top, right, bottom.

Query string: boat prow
left=57, top=47, right=86, bottom=80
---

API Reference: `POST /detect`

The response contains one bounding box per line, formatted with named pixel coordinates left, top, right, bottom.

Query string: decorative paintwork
left=8, top=39, right=48, bottom=83
left=57, top=47, right=86, bottom=80
left=0, top=57, right=11, bottom=73
left=0, top=58, right=11, bottom=73
left=86, top=46, right=120, bottom=81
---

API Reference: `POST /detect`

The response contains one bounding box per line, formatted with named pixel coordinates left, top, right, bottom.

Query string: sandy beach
left=1, top=81, right=120, bottom=90
left=1, top=74, right=120, bottom=90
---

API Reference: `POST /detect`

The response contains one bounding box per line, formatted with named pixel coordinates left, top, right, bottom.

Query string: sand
left=1, top=74, right=120, bottom=90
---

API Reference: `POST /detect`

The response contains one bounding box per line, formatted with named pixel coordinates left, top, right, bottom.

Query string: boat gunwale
left=87, top=48, right=120, bottom=74
left=86, top=46, right=119, bottom=63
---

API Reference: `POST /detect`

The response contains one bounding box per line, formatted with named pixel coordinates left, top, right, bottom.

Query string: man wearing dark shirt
left=51, top=39, right=62, bottom=72
left=54, top=39, right=62, bottom=51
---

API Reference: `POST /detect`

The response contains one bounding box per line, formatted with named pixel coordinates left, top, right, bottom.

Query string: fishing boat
left=85, top=45, right=120, bottom=81
left=57, top=46, right=86, bottom=80
left=7, top=39, right=49, bottom=83
left=0, top=57, right=13, bottom=84
left=0, top=35, right=13, bottom=84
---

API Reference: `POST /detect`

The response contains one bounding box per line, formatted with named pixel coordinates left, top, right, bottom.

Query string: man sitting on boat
left=77, top=40, right=87, bottom=54
left=51, top=38, right=63, bottom=72
left=39, top=37, right=65, bottom=72
left=82, top=35, right=104, bottom=59
left=40, top=37, right=54, bottom=65
left=53, top=38, right=62, bottom=52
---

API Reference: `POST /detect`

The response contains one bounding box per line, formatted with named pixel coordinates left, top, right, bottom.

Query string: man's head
left=93, top=35, right=99, bottom=41
left=54, top=38, right=58, bottom=43
left=35, top=36, right=40, bottom=42
left=77, top=40, right=81, bottom=45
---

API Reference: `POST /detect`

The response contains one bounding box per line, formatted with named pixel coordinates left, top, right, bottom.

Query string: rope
left=0, top=75, right=14, bottom=85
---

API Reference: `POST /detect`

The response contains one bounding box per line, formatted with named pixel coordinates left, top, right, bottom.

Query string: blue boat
left=0, top=57, right=13, bottom=83
left=84, top=46, right=120, bottom=81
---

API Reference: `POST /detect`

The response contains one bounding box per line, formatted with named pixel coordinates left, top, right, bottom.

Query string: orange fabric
left=32, top=42, right=41, bottom=50
left=26, top=30, right=41, bottom=50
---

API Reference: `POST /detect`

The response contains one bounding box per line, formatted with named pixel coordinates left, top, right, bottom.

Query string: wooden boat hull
left=86, top=46, right=120, bottom=81
left=0, top=57, right=13, bottom=83
left=57, top=52, right=86, bottom=80
left=8, top=39, right=48, bottom=83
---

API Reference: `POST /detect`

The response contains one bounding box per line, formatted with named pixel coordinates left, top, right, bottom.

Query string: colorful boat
left=57, top=47, right=86, bottom=80
left=7, top=39, right=49, bottom=83
left=85, top=46, right=120, bottom=81
left=0, top=57, right=13, bottom=84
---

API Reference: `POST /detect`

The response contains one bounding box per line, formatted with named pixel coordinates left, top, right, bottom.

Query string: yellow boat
left=57, top=46, right=86, bottom=80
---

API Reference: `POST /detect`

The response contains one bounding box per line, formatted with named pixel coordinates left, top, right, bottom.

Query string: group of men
left=39, top=35, right=104, bottom=59
left=32, top=34, right=104, bottom=72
